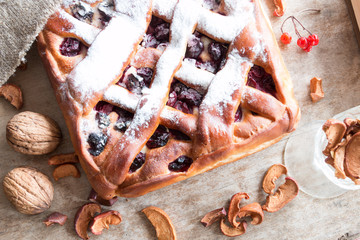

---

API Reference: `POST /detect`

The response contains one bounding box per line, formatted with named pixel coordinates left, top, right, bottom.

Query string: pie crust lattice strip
left=37, top=0, right=300, bottom=199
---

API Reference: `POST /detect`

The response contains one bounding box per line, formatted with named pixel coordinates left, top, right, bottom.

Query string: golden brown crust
left=37, top=0, right=300, bottom=199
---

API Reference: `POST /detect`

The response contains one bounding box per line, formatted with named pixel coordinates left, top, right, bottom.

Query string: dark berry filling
left=96, top=112, right=110, bottom=129
left=113, top=107, right=133, bottom=132
left=98, top=0, right=114, bottom=25
left=247, top=65, right=277, bottom=98
left=184, top=32, right=228, bottom=74
left=71, top=2, right=94, bottom=22
left=59, top=38, right=83, bottom=57
left=169, top=129, right=190, bottom=141
left=142, top=16, right=170, bottom=48
left=136, top=67, right=153, bottom=86
left=87, top=132, right=108, bottom=156
left=168, top=155, right=193, bottom=172
left=208, top=42, right=226, bottom=61
left=234, top=107, right=243, bottom=122
left=118, top=67, right=153, bottom=95
left=129, top=152, right=146, bottom=173
left=167, top=81, right=203, bottom=114
left=94, top=101, right=114, bottom=115
left=185, top=36, right=204, bottom=59
left=146, top=125, right=170, bottom=149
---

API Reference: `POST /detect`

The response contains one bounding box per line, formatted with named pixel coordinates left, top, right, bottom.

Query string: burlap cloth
left=0, top=0, right=62, bottom=86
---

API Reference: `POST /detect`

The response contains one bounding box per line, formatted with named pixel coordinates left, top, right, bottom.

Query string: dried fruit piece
left=142, top=206, right=177, bottom=240
left=332, top=141, right=347, bottom=179
left=273, top=0, right=285, bottom=17
left=263, top=177, right=299, bottom=212
left=43, top=212, right=68, bottom=226
left=74, top=203, right=101, bottom=240
left=322, top=119, right=346, bottom=156
left=345, top=132, right=360, bottom=180
left=6, top=111, right=62, bottom=155
left=88, top=188, right=118, bottom=206
left=0, top=84, right=23, bottom=109
left=89, top=210, right=122, bottom=235
left=262, top=164, right=287, bottom=194
left=52, top=164, right=81, bottom=181
left=220, top=218, right=247, bottom=237
left=48, top=153, right=79, bottom=165
left=227, top=192, right=249, bottom=227
left=237, top=202, right=264, bottom=225
left=200, top=207, right=226, bottom=227
left=3, top=167, right=53, bottom=215
left=310, top=77, right=324, bottom=103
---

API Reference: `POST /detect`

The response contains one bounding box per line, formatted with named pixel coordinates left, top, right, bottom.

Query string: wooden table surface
left=1, top=0, right=360, bottom=239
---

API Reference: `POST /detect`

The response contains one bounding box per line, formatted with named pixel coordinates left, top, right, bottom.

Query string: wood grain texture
left=0, top=0, right=360, bottom=239
left=346, top=0, right=360, bottom=47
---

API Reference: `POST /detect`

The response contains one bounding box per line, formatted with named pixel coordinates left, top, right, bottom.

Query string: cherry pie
left=37, top=0, right=300, bottom=199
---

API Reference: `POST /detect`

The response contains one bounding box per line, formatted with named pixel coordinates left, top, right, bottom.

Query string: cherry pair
left=279, top=10, right=320, bottom=52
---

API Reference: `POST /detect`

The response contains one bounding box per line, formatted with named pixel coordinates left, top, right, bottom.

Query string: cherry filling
left=87, top=132, right=108, bottom=156
left=113, top=108, right=133, bottom=132
left=98, top=0, right=114, bottom=26
left=129, top=152, right=146, bottom=173
left=169, top=129, right=191, bottom=141
left=246, top=65, right=277, bottom=98
left=71, top=2, right=94, bottom=23
left=168, top=155, right=193, bottom=172
left=117, top=67, right=153, bottom=95
left=167, top=80, right=203, bottom=114
left=142, top=16, right=170, bottom=48
left=146, top=125, right=170, bottom=149
left=94, top=101, right=133, bottom=131
left=59, top=38, right=83, bottom=57
left=234, top=107, right=243, bottom=122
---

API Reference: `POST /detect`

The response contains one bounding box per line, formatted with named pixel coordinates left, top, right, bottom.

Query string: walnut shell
left=3, top=167, right=54, bottom=215
left=6, top=111, right=62, bottom=155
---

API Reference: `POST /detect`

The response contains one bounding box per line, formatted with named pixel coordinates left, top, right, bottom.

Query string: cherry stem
left=280, top=9, right=320, bottom=36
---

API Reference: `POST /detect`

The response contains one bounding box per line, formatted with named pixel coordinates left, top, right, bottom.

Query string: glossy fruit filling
left=167, top=80, right=203, bottom=114
left=59, top=38, right=83, bottom=57
left=168, top=155, right=193, bottom=172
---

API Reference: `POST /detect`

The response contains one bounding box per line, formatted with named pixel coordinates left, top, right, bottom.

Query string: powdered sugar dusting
left=103, top=85, right=138, bottom=111
left=175, top=59, right=213, bottom=93
left=67, top=0, right=151, bottom=110
left=201, top=48, right=252, bottom=116
left=59, top=9, right=101, bottom=45
left=123, top=0, right=200, bottom=140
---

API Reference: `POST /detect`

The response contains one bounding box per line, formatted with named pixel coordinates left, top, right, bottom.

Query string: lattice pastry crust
left=37, top=0, right=300, bottom=199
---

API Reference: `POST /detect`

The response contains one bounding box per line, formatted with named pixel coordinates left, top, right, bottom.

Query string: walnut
left=3, top=167, right=54, bottom=215
left=6, top=111, right=62, bottom=155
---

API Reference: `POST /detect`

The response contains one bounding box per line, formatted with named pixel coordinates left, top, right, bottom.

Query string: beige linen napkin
left=0, top=0, right=62, bottom=86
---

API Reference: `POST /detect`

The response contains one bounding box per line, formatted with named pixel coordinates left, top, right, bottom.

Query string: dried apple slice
left=220, top=218, right=247, bottom=237
left=43, top=212, right=68, bottom=226
left=48, top=153, right=79, bottom=165
left=142, top=206, right=177, bottom=240
left=237, top=202, right=264, bottom=225
left=89, top=210, right=122, bottom=235
left=262, top=177, right=299, bottom=212
left=0, top=84, right=23, bottom=109
left=345, top=132, right=360, bottom=180
left=262, top=164, right=287, bottom=194
left=52, top=163, right=81, bottom=181
left=74, top=203, right=101, bottom=240
left=322, top=119, right=346, bottom=156
left=332, top=141, right=347, bottom=179
left=200, top=207, right=226, bottom=227
left=227, top=192, right=249, bottom=227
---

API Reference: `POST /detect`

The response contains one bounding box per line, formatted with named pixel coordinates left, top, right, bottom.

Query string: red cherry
left=280, top=32, right=292, bottom=44
left=297, top=37, right=308, bottom=49
left=304, top=45, right=312, bottom=52
left=308, top=34, right=319, bottom=46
